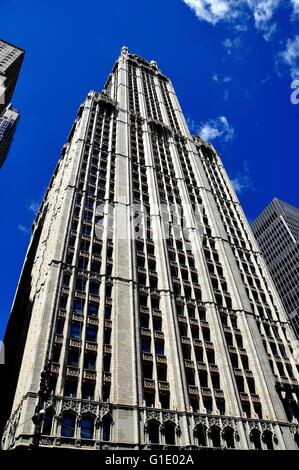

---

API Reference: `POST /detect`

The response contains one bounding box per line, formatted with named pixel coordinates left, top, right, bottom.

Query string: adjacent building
left=252, top=198, right=299, bottom=338
left=0, top=104, right=19, bottom=168
left=1, top=48, right=299, bottom=451
left=0, top=39, right=24, bottom=114
left=0, top=39, right=24, bottom=167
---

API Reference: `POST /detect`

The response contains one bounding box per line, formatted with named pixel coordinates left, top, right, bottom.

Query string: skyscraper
left=252, top=198, right=299, bottom=338
left=0, top=39, right=24, bottom=167
left=1, top=47, right=299, bottom=451
left=0, top=104, right=19, bottom=168
left=0, top=39, right=24, bottom=114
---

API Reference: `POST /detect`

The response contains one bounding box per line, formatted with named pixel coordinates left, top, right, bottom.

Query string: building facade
left=0, top=104, right=19, bottom=168
left=0, top=39, right=24, bottom=114
left=0, top=39, right=24, bottom=167
left=1, top=48, right=299, bottom=451
left=252, top=198, right=299, bottom=338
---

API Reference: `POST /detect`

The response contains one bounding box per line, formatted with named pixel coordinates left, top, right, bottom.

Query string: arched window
left=43, top=408, right=54, bottom=436
left=263, top=430, right=274, bottom=450
left=222, top=426, right=235, bottom=449
left=210, top=425, right=221, bottom=448
left=102, top=415, right=112, bottom=442
left=164, top=421, right=176, bottom=445
left=61, top=414, right=75, bottom=437
left=251, top=428, right=262, bottom=450
left=195, top=423, right=207, bottom=447
left=148, top=420, right=160, bottom=444
left=81, top=417, right=94, bottom=439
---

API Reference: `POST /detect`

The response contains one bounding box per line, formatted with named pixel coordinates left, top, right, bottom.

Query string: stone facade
left=1, top=48, right=299, bottom=451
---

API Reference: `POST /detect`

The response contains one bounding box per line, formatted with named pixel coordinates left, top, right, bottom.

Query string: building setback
left=252, top=198, right=299, bottom=338
left=1, top=48, right=299, bottom=451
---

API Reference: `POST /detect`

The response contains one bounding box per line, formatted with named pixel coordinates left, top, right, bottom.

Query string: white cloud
left=183, top=0, right=281, bottom=37
left=212, top=73, right=232, bottom=82
left=292, top=0, right=299, bottom=16
left=18, top=224, right=30, bottom=234
left=280, top=35, right=299, bottom=79
left=198, top=116, right=235, bottom=142
left=183, top=0, right=238, bottom=25
left=222, top=37, right=243, bottom=55
left=28, top=200, right=40, bottom=215
left=231, top=161, right=255, bottom=194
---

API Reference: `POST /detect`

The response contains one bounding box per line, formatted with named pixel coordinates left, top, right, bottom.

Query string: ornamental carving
left=194, top=416, right=207, bottom=427
left=162, top=412, right=177, bottom=424
left=146, top=410, right=161, bottom=423
left=62, top=399, right=79, bottom=413
left=81, top=402, right=98, bottom=415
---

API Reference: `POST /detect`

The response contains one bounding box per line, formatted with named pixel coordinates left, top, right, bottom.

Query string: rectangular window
left=86, top=327, right=97, bottom=342
left=73, top=299, right=85, bottom=315
left=70, top=323, right=81, bottom=339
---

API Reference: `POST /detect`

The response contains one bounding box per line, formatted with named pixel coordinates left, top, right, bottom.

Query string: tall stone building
left=0, top=104, right=19, bottom=168
left=0, top=39, right=24, bottom=114
left=0, top=39, right=24, bottom=167
left=252, top=198, right=299, bottom=339
left=1, top=47, right=299, bottom=451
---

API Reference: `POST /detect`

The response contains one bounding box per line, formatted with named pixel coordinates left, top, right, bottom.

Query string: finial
left=150, top=60, right=158, bottom=70
left=121, top=46, right=128, bottom=56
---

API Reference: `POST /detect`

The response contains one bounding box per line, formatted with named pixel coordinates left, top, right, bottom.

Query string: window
left=78, top=257, right=88, bottom=270
left=210, top=425, right=221, bottom=448
left=164, top=421, right=176, bottom=445
left=142, top=339, right=151, bottom=353
left=75, top=278, right=86, bottom=291
left=73, top=299, right=84, bottom=315
left=86, top=327, right=97, bottom=342
left=70, top=323, right=81, bottom=339
left=102, top=416, right=112, bottom=441
left=148, top=420, right=160, bottom=444
left=81, top=417, right=94, bottom=439
left=263, top=430, right=274, bottom=450
left=64, top=380, right=77, bottom=398
left=43, top=408, right=54, bottom=436
left=61, top=414, right=75, bottom=437
left=251, top=429, right=261, bottom=450
left=203, top=398, right=212, bottom=414
left=88, top=303, right=98, bottom=316
left=59, top=296, right=68, bottom=309
left=68, top=350, right=79, bottom=367
left=195, top=423, right=207, bottom=447
left=89, top=282, right=99, bottom=295
left=84, top=353, right=96, bottom=371
left=82, top=383, right=95, bottom=400
left=222, top=427, right=235, bottom=449
left=105, top=305, right=112, bottom=319
left=104, top=354, right=111, bottom=372
left=56, top=319, right=64, bottom=335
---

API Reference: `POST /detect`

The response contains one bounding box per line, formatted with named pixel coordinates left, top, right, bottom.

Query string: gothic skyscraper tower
left=1, top=47, right=299, bottom=450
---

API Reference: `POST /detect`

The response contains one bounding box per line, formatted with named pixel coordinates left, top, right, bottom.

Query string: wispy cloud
left=231, top=160, right=255, bottom=194
left=212, top=73, right=232, bottom=83
left=212, top=74, right=232, bottom=99
left=182, top=0, right=283, bottom=39
left=222, top=37, right=243, bottom=56
left=279, top=35, right=299, bottom=80
left=291, top=0, right=299, bottom=16
left=18, top=224, right=30, bottom=234
left=198, top=116, right=235, bottom=142
left=28, top=200, right=40, bottom=215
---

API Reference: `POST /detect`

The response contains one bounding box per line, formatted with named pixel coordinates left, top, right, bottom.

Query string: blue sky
left=0, top=0, right=298, bottom=339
